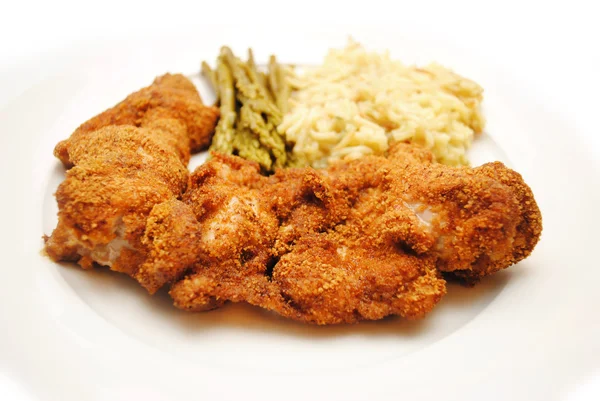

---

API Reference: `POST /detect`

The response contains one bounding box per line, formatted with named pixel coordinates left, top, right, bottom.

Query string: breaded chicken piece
left=45, top=75, right=219, bottom=280
left=328, top=143, right=543, bottom=281
left=44, top=121, right=189, bottom=275
left=167, top=154, right=445, bottom=323
left=170, top=155, right=285, bottom=312
left=264, top=167, right=349, bottom=255
left=54, top=74, right=219, bottom=166
left=135, top=199, right=204, bottom=293
left=273, top=234, right=445, bottom=324
left=167, top=149, right=541, bottom=323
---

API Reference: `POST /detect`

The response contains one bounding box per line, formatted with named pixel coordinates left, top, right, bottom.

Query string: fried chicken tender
left=166, top=147, right=541, bottom=324
left=273, top=235, right=444, bottom=323
left=170, top=155, right=285, bottom=312
left=371, top=143, right=542, bottom=281
left=45, top=75, right=219, bottom=280
left=54, top=74, right=219, bottom=166
left=166, top=154, right=445, bottom=324
left=322, top=143, right=542, bottom=282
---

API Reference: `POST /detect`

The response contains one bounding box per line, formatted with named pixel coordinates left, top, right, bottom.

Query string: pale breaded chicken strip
left=45, top=75, right=219, bottom=280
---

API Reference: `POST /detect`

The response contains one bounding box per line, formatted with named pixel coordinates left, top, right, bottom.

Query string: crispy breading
left=329, top=143, right=542, bottom=281
left=44, top=164, right=174, bottom=274
left=44, top=73, right=541, bottom=324
left=61, top=123, right=189, bottom=195
left=54, top=73, right=219, bottom=165
left=273, top=234, right=445, bottom=323
left=167, top=154, right=445, bottom=323
left=451, top=162, right=543, bottom=281
left=166, top=148, right=541, bottom=323
left=136, top=199, right=204, bottom=294
left=45, top=75, right=219, bottom=279
left=171, top=154, right=285, bottom=313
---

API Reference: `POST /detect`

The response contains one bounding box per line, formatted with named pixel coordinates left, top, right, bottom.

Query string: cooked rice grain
left=278, top=40, right=485, bottom=167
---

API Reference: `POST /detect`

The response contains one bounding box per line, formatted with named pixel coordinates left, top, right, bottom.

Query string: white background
left=0, top=0, right=598, bottom=400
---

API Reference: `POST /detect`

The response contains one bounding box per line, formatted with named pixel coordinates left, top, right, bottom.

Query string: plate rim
left=1, top=30, right=599, bottom=401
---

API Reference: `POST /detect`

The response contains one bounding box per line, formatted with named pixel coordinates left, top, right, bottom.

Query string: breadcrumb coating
left=54, top=73, right=219, bottom=164
left=165, top=146, right=541, bottom=323
left=45, top=74, right=219, bottom=279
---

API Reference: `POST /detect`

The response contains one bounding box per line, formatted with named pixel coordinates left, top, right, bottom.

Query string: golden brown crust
left=62, top=124, right=189, bottom=195
left=136, top=199, right=203, bottom=294
left=54, top=73, right=219, bottom=166
left=45, top=75, right=218, bottom=280
left=164, top=147, right=541, bottom=323
left=44, top=165, right=173, bottom=272
left=272, top=234, right=446, bottom=324
left=329, top=144, right=543, bottom=280
left=450, top=162, right=543, bottom=281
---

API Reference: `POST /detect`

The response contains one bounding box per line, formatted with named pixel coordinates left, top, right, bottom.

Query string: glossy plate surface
left=1, top=31, right=598, bottom=401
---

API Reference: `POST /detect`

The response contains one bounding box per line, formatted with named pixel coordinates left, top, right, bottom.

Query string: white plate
left=1, top=30, right=599, bottom=401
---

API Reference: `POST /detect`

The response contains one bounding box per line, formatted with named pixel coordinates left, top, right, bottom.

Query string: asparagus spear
left=225, top=47, right=287, bottom=166
left=238, top=104, right=287, bottom=167
left=268, top=55, right=291, bottom=115
left=201, top=61, right=219, bottom=103
left=221, top=47, right=258, bottom=100
left=276, top=61, right=291, bottom=115
left=233, top=127, right=273, bottom=170
left=205, top=46, right=298, bottom=170
left=209, top=54, right=236, bottom=155
left=285, top=151, right=308, bottom=168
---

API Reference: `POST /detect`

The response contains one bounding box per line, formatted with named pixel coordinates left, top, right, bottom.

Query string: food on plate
left=55, top=73, right=219, bottom=160
left=44, top=74, right=219, bottom=274
left=165, top=144, right=540, bottom=324
left=43, top=46, right=543, bottom=326
left=202, top=41, right=483, bottom=171
left=46, top=81, right=542, bottom=323
left=268, top=54, right=291, bottom=115
left=202, top=47, right=297, bottom=171
left=171, top=148, right=447, bottom=322
left=278, top=40, right=485, bottom=168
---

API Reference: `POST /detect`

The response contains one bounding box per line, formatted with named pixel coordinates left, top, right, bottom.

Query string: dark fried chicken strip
left=167, top=154, right=446, bottom=324
left=45, top=75, right=219, bottom=280
left=166, top=147, right=541, bottom=324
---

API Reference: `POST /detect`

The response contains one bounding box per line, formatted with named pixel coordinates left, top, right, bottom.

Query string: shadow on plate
left=57, top=260, right=519, bottom=339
